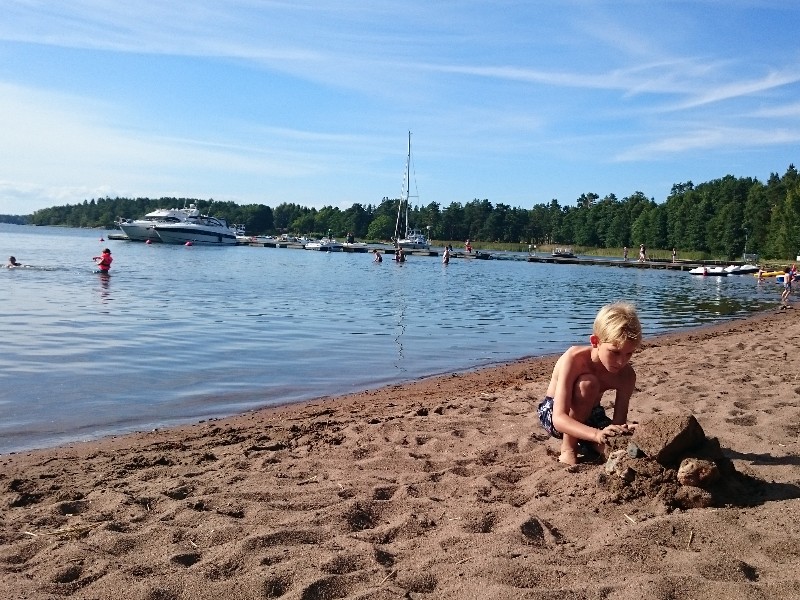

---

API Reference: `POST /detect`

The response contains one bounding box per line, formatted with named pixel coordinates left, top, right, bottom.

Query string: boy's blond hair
left=593, top=302, right=642, bottom=346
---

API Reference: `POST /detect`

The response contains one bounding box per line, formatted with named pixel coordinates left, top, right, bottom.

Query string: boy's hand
left=596, top=424, right=629, bottom=444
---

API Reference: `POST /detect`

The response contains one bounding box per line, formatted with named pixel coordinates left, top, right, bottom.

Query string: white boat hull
left=397, top=239, right=430, bottom=250
left=117, top=205, right=201, bottom=242
left=304, top=238, right=343, bottom=251
left=305, top=243, right=343, bottom=251
left=118, top=221, right=160, bottom=242
left=689, top=266, right=728, bottom=276
left=154, top=221, right=237, bottom=245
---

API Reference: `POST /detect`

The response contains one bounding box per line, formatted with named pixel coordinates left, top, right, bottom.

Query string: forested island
left=6, top=164, right=799, bottom=260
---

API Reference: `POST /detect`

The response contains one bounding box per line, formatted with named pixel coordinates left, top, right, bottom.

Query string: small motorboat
left=551, top=247, right=575, bottom=258
left=304, top=238, right=343, bottom=251
left=724, top=264, right=759, bottom=275
left=689, top=266, right=728, bottom=276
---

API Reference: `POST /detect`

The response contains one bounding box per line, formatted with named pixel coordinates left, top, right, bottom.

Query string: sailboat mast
left=394, top=131, right=412, bottom=244
left=404, top=131, right=411, bottom=238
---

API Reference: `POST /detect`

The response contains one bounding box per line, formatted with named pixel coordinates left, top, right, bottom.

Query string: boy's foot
left=559, top=449, right=579, bottom=465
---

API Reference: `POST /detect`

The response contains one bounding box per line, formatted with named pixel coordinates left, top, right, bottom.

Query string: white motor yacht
left=153, top=215, right=238, bottom=245
left=117, top=205, right=201, bottom=242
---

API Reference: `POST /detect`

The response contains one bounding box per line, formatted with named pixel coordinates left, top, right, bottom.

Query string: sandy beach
left=2, top=308, right=800, bottom=599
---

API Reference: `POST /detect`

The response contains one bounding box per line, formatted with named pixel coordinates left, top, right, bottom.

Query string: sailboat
left=394, top=131, right=431, bottom=250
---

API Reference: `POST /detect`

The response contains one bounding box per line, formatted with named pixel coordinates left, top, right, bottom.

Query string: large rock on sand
left=632, top=414, right=706, bottom=467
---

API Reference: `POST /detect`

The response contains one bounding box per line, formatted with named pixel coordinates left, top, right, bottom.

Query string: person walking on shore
left=781, top=267, right=793, bottom=309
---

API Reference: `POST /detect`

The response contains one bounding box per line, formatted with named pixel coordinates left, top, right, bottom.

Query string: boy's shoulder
left=556, top=344, right=594, bottom=366
left=561, top=344, right=593, bottom=358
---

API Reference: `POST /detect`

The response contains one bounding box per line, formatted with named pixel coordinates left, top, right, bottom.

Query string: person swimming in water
left=7, top=256, right=22, bottom=268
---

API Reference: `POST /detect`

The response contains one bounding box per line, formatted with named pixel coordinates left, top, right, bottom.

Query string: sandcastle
left=601, top=414, right=757, bottom=509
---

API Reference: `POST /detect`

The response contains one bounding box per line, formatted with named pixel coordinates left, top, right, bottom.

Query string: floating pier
left=108, top=233, right=745, bottom=271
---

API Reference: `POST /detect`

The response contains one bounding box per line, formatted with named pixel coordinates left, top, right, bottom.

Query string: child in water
left=93, top=248, right=113, bottom=273
left=537, top=302, right=642, bottom=465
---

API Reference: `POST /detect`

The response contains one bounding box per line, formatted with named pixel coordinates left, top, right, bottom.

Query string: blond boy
left=537, top=302, right=642, bottom=465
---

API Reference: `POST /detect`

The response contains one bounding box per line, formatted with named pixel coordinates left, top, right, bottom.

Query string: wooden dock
left=107, top=234, right=742, bottom=270
left=525, top=255, right=737, bottom=272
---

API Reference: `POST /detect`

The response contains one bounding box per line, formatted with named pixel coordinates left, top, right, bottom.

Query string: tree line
left=16, top=163, right=800, bottom=260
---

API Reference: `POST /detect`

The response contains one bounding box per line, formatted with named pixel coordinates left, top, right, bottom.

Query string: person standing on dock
left=638, top=244, right=646, bottom=262
left=623, top=247, right=628, bottom=261
left=465, top=239, right=472, bottom=254
left=672, top=248, right=677, bottom=263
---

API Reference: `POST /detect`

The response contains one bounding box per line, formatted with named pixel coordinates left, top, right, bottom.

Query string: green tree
left=367, top=215, right=395, bottom=241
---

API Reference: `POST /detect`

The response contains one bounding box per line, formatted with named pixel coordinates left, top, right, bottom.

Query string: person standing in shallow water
left=93, top=248, right=113, bottom=274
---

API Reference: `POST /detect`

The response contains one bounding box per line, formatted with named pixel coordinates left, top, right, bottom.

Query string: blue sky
left=1, top=1, right=798, bottom=216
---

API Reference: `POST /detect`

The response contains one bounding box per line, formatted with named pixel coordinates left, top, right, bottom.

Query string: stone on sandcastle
left=631, top=413, right=707, bottom=467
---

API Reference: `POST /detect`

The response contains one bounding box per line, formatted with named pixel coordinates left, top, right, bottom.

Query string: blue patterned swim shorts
left=537, top=396, right=612, bottom=439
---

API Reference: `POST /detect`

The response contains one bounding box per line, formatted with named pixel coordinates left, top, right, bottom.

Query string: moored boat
left=689, top=266, right=728, bottom=276
left=153, top=215, right=238, bottom=245
left=724, top=264, right=759, bottom=275
left=552, top=247, right=575, bottom=258
left=305, top=238, right=343, bottom=251
left=117, top=205, right=201, bottom=242
left=394, top=131, right=431, bottom=251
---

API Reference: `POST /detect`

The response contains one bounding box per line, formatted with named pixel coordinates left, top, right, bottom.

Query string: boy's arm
left=611, top=367, right=636, bottom=426
left=550, top=349, right=606, bottom=444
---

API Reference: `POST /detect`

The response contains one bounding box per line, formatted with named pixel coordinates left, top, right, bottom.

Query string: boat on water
left=394, top=132, right=431, bottom=251
left=724, top=264, right=759, bottom=275
left=305, top=238, right=343, bottom=251
left=552, top=247, right=575, bottom=258
left=689, top=266, right=728, bottom=276
left=153, top=215, right=238, bottom=245
left=116, top=205, right=201, bottom=242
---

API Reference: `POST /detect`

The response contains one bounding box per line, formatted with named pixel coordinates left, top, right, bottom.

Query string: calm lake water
left=0, top=224, right=781, bottom=453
